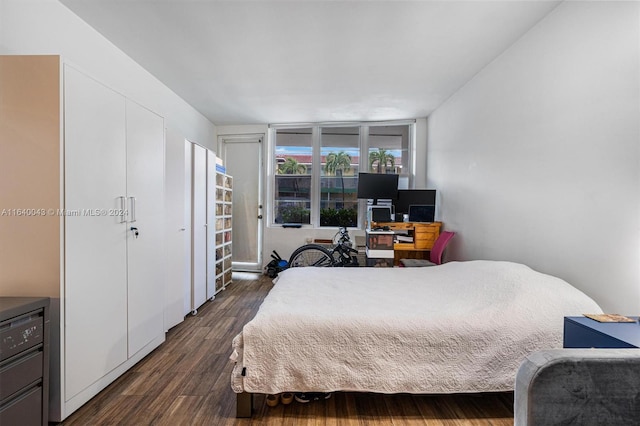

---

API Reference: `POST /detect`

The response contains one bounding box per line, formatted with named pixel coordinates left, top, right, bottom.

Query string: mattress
left=231, top=260, right=602, bottom=394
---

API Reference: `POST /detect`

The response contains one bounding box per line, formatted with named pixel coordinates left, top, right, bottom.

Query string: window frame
left=268, top=120, right=416, bottom=229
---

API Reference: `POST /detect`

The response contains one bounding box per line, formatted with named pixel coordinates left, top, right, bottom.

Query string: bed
left=230, top=260, right=602, bottom=415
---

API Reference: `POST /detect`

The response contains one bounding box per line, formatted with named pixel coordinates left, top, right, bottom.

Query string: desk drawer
left=414, top=226, right=438, bottom=249
left=0, top=347, right=43, bottom=401
left=387, top=223, right=413, bottom=231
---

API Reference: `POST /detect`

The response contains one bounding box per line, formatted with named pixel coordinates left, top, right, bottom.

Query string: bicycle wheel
left=288, top=244, right=334, bottom=267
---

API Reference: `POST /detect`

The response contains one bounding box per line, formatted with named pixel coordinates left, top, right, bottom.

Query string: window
left=273, top=128, right=312, bottom=224
left=320, top=126, right=360, bottom=227
left=271, top=121, right=414, bottom=228
left=368, top=125, right=409, bottom=176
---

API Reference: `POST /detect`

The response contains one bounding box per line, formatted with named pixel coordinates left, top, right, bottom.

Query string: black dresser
left=0, top=297, right=50, bottom=426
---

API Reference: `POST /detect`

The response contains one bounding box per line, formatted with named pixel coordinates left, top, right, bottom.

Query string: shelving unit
left=214, top=171, right=233, bottom=293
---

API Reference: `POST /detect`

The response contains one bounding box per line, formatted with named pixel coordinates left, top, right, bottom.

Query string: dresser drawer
left=0, top=347, right=43, bottom=401
left=0, top=313, right=44, bottom=362
left=0, top=385, right=42, bottom=426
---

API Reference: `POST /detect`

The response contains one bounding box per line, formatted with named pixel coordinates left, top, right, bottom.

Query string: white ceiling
left=60, top=0, right=561, bottom=126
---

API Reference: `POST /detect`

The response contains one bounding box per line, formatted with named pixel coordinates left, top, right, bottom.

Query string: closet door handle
left=118, top=196, right=126, bottom=223
left=129, top=197, right=137, bottom=223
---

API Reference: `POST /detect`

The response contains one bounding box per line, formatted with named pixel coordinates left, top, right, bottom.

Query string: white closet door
left=125, top=100, right=166, bottom=356
left=206, top=149, right=217, bottom=299
left=191, top=144, right=208, bottom=311
left=183, top=142, right=193, bottom=316
left=64, top=65, right=128, bottom=399
left=164, top=129, right=187, bottom=330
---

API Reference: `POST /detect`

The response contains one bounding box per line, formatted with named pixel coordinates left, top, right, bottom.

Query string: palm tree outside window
left=369, top=148, right=395, bottom=174
left=278, top=157, right=307, bottom=175
left=324, top=151, right=352, bottom=176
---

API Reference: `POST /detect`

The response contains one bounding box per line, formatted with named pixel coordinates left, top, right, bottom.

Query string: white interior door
left=191, top=144, right=207, bottom=312
left=220, top=135, right=263, bottom=272
left=64, top=65, right=128, bottom=399
left=125, top=100, right=166, bottom=356
left=183, top=142, right=193, bottom=316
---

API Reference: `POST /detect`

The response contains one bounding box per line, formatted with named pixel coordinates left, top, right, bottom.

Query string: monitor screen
left=356, top=173, right=399, bottom=202
left=370, top=206, right=392, bottom=222
left=408, top=205, right=435, bottom=223
left=395, top=189, right=436, bottom=215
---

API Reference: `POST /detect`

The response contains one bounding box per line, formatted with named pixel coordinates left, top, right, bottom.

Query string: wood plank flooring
left=60, top=272, right=514, bottom=425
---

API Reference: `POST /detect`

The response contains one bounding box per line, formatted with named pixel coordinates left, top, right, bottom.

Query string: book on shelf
left=583, top=313, right=637, bottom=323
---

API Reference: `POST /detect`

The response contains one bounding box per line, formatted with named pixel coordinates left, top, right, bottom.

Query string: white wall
left=0, top=0, right=216, bottom=148
left=414, top=117, right=428, bottom=188
left=426, top=1, right=640, bottom=313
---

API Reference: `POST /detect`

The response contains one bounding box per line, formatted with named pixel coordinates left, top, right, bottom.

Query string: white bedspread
left=231, top=261, right=602, bottom=394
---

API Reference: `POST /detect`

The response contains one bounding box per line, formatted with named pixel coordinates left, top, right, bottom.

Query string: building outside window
left=271, top=122, right=414, bottom=228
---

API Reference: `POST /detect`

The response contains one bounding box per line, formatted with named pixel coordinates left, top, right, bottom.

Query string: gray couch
left=515, top=349, right=640, bottom=425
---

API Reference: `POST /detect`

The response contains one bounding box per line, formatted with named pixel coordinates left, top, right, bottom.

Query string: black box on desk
left=366, top=230, right=394, bottom=250
left=365, top=257, right=394, bottom=267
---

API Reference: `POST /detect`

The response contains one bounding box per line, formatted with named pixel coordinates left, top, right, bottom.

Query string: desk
left=371, top=221, right=441, bottom=265
left=564, top=316, right=640, bottom=348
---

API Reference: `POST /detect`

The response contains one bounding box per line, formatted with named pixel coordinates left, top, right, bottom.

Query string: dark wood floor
left=60, top=272, right=514, bottom=425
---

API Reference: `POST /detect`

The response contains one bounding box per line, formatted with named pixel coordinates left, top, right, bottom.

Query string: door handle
left=130, top=226, right=139, bottom=238
left=118, top=196, right=126, bottom=223
left=129, top=196, right=136, bottom=222
left=257, top=215, right=263, bottom=219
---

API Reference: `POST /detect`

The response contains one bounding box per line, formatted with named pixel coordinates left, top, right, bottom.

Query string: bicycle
left=288, top=227, right=359, bottom=267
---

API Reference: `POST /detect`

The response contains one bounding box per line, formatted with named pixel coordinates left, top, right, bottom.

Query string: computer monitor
left=356, top=173, right=399, bottom=205
left=408, top=205, right=435, bottom=223
left=370, top=205, right=392, bottom=222
left=395, top=189, right=436, bottom=216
